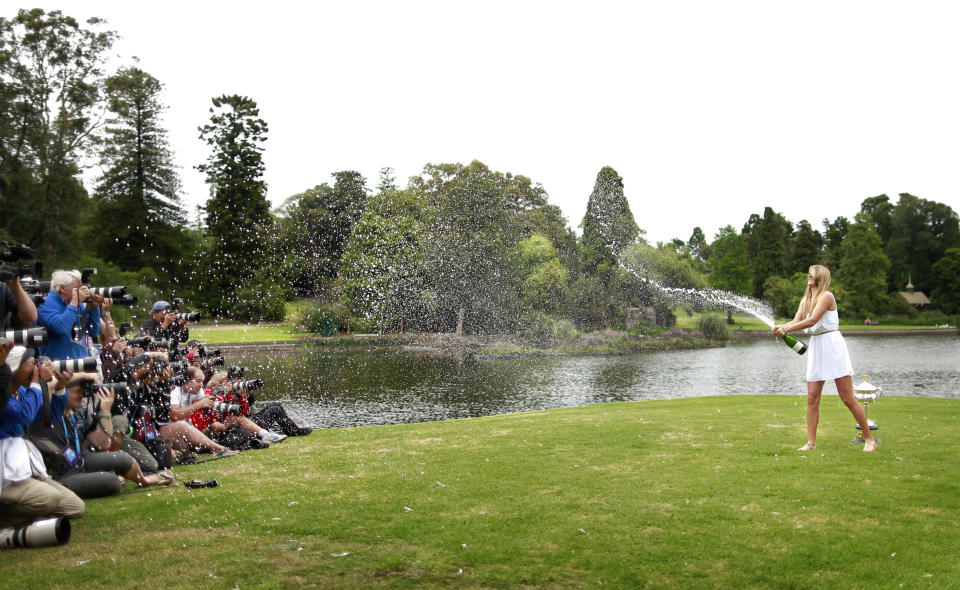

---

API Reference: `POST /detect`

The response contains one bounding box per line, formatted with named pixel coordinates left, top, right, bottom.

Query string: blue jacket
left=0, top=384, right=68, bottom=439
left=36, top=291, right=101, bottom=360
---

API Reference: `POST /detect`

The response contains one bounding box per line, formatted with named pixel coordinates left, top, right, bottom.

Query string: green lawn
left=190, top=323, right=303, bottom=344
left=4, top=395, right=957, bottom=589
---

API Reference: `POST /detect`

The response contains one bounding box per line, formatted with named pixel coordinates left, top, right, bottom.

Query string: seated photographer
left=36, top=269, right=103, bottom=361
left=171, top=367, right=286, bottom=445
left=0, top=346, right=84, bottom=526
left=224, top=366, right=312, bottom=438
left=140, top=300, right=188, bottom=342
left=26, top=380, right=173, bottom=498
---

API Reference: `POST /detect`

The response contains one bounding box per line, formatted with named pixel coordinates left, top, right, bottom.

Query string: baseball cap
left=151, top=300, right=171, bottom=312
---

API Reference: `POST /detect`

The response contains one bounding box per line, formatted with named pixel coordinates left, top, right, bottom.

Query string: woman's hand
left=97, top=387, right=115, bottom=414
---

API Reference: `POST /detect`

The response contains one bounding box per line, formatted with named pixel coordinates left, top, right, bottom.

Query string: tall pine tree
left=196, top=95, right=279, bottom=319
left=91, top=66, right=186, bottom=283
left=579, top=166, right=639, bottom=277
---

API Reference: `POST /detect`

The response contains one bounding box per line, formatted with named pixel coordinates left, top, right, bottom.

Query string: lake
left=234, top=334, right=960, bottom=428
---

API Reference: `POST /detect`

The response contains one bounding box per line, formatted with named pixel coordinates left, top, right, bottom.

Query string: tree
left=860, top=194, right=894, bottom=245
left=930, top=248, right=960, bottom=314
left=518, top=233, right=569, bottom=314
left=0, top=9, right=116, bottom=261
left=410, top=161, right=525, bottom=334
left=89, top=66, right=186, bottom=284
left=790, top=219, right=823, bottom=273
left=276, top=171, right=368, bottom=296
left=884, top=193, right=960, bottom=294
left=337, top=189, right=430, bottom=331
left=579, top=166, right=640, bottom=277
left=708, top=225, right=753, bottom=295
left=742, top=207, right=793, bottom=297
left=836, top=212, right=890, bottom=317
left=195, top=94, right=278, bottom=319
left=821, top=215, right=849, bottom=269
left=687, top=226, right=709, bottom=262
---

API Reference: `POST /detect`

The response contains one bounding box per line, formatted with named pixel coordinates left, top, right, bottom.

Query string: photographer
left=1, top=274, right=37, bottom=332
left=140, top=300, right=188, bottom=342
left=0, top=347, right=84, bottom=526
left=25, top=380, right=173, bottom=497
left=174, top=367, right=285, bottom=447
left=36, top=270, right=103, bottom=361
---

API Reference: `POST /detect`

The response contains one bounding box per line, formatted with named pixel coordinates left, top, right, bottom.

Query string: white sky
left=29, top=1, right=960, bottom=244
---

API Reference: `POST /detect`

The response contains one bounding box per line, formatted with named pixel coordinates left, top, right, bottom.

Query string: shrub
left=518, top=312, right=579, bottom=347
left=299, top=303, right=351, bottom=335
left=697, top=314, right=730, bottom=341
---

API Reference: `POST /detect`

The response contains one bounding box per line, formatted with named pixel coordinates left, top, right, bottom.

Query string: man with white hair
left=36, top=269, right=103, bottom=361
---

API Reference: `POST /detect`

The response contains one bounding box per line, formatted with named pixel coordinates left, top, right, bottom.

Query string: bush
left=697, top=314, right=730, bottom=341
left=518, top=312, right=579, bottom=347
left=299, top=303, right=351, bottom=335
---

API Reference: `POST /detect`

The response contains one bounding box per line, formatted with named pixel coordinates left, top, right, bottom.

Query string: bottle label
left=791, top=341, right=804, bottom=353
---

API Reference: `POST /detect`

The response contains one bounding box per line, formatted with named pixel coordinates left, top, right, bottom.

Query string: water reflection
left=237, top=335, right=960, bottom=428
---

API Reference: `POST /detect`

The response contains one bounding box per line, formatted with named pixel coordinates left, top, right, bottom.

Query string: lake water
left=236, top=334, right=960, bottom=428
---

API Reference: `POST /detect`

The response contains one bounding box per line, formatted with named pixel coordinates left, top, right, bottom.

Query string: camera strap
left=40, top=379, right=52, bottom=428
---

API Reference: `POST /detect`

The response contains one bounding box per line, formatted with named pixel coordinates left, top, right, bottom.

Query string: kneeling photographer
left=25, top=379, right=173, bottom=497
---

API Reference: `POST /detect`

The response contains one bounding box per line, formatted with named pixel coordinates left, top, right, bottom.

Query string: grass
left=4, top=395, right=958, bottom=589
left=190, top=323, right=304, bottom=344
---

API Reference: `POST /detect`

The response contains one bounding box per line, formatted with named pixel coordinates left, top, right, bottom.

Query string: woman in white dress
left=772, top=265, right=877, bottom=452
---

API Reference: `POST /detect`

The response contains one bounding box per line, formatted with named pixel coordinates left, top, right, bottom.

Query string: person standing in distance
left=772, top=265, right=877, bottom=453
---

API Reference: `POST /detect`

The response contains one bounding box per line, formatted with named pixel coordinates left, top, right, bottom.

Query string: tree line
left=2, top=9, right=957, bottom=334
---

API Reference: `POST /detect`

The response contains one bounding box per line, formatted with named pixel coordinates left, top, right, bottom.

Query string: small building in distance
left=899, top=275, right=931, bottom=308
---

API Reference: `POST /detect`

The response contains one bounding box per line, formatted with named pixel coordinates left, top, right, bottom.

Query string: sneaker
left=261, top=431, right=287, bottom=443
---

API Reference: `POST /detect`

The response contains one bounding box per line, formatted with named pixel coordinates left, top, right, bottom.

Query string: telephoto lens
left=167, top=374, right=187, bottom=387
left=202, top=357, right=225, bottom=368
left=175, top=311, right=202, bottom=322
left=53, top=356, right=98, bottom=372
left=88, top=286, right=126, bottom=298
left=0, top=517, right=71, bottom=549
left=112, top=294, right=139, bottom=306
left=1, top=327, right=48, bottom=347
left=151, top=339, right=177, bottom=350
left=234, top=379, right=264, bottom=391
left=127, top=336, right=152, bottom=348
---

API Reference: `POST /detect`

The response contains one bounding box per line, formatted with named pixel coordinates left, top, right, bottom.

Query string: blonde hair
left=801, top=265, right=831, bottom=317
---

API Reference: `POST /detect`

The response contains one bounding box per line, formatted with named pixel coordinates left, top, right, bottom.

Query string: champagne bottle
left=781, top=333, right=808, bottom=355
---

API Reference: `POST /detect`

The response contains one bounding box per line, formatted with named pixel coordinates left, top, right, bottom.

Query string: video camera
left=0, top=242, right=42, bottom=283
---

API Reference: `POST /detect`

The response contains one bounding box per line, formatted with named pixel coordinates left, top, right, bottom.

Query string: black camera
left=167, top=374, right=187, bottom=387
left=118, top=322, right=132, bottom=337
left=233, top=379, right=264, bottom=392
left=127, top=336, right=152, bottom=348
left=81, top=382, right=129, bottom=398
left=201, top=357, right=225, bottom=368
left=1, top=327, right=48, bottom=347
left=52, top=356, right=98, bottom=372
left=151, top=339, right=178, bottom=350
left=227, top=365, right=247, bottom=378
left=112, top=294, right=139, bottom=306
left=0, top=242, right=42, bottom=283
left=196, top=345, right=221, bottom=358
left=168, top=361, right=188, bottom=373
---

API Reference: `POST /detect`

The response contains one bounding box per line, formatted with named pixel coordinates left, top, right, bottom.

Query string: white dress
left=803, top=308, right=854, bottom=382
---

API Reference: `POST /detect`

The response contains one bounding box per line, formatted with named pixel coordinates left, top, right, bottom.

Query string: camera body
left=81, top=381, right=129, bottom=398
left=0, top=242, right=42, bottom=283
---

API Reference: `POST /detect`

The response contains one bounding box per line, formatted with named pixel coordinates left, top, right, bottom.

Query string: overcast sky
left=31, top=1, right=960, bottom=244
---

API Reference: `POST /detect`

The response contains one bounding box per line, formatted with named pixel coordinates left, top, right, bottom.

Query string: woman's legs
left=801, top=380, right=825, bottom=450
left=159, top=421, right=227, bottom=454
left=835, top=375, right=876, bottom=452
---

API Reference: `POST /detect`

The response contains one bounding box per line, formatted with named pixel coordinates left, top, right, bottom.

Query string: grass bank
left=4, top=395, right=958, bottom=589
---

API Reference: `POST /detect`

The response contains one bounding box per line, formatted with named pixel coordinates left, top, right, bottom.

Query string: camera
left=127, top=336, right=152, bottom=348
left=81, top=382, right=129, bottom=398
left=1, top=327, right=48, bottom=347
left=118, top=322, right=132, bottom=337
left=0, top=242, right=42, bottom=283
left=79, top=268, right=127, bottom=300
left=167, top=374, right=187, bottom=387
left=201, top=357, right=224, bottom=368
left=112, top=294, right=138, bottom=306
left=212, top=400, right=242, bottom=416
left=168, top=361, right=188, bottom=373
left=233, top=379, right=264, bottom=392
left=52, top=356, right=98, bottom=372
left=227, top=365, right=247, bottom=378
left=151, top=339, right=178, bottom=350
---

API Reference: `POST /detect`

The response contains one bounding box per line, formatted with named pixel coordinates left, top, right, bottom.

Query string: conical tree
left=91, top=66, right=186, bottom=283
left=196, top=95, right=277, bottom=318
left=579, top=166, right=639, bottom=277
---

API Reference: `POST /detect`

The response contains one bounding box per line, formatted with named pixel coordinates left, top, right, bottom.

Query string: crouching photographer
left=25, top=379, right=174, bottom=497
left=221, top=366, right=312, bottom=438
